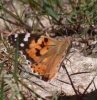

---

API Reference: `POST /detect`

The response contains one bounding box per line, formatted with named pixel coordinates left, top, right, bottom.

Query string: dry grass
left=0, top=0, right=97, bottom=100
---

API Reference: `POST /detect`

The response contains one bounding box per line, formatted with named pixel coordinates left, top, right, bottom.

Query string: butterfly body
left=8, top=33, right=71, bottom=81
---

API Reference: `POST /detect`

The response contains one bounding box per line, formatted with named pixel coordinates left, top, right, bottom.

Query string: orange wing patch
left=25, top=36, right=50, bottom=62
left=30, top=63, right=46, bottom=75
left=8, top=33, right=71, bottom=81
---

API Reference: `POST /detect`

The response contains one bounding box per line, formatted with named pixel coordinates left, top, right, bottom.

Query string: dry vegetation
left=0, top=0, right=97, bottom=100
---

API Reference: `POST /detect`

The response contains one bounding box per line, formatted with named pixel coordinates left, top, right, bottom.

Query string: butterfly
left=8, top=33, right=71, bottom=81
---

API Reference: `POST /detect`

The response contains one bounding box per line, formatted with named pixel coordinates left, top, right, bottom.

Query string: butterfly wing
left=41, top=36, right=71, bottom=80
left=8, top=33, right=71, bottom=81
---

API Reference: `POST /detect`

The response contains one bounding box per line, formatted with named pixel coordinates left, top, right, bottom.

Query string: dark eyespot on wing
left=44, top=38, right=48, bottom=42
left=35, top=63, right=38, bottom=66
left=38, top=67, right=40, bottom=69
left=35, top=48, right=41, bottom=56
left=33, top=70, right=36, bottom=73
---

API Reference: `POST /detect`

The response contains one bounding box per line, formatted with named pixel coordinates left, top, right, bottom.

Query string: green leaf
left=43, top=0, right=58, bottom=19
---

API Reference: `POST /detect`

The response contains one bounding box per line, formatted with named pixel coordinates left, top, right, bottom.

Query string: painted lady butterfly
left=8, top=33, right=71, bottom=81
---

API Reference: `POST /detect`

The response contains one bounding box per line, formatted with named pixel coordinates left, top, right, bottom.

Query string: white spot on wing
left=26, top=33, right=30, bottom=37
left=14, top=34, right=18, bottom=38
left=19, top=51, right=23, bottom=55
left=20, top=43, right=24, bottom=47
left=26, top=60, right=31, bottom=64
left=24, top=37, right=28, bottom=41
left=23, top=33, right=31, bottom=42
